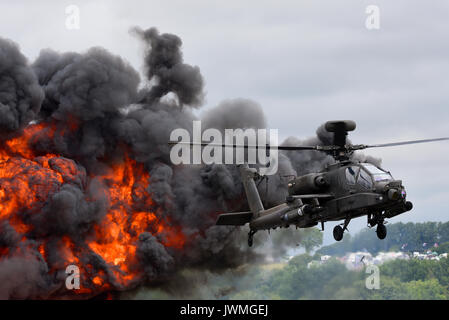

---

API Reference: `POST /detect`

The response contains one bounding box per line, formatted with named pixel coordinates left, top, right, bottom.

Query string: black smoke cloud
left=33, top=47, right=140, bottom=122
left=31, top=47, right=140, bottom=171
left=0, top=38, right=44, bottom=135
left=137, top=232, right=175, bottom=281
left=133, top=27, right=204, bottom=107
left=0, top=27, right=380, bottom=299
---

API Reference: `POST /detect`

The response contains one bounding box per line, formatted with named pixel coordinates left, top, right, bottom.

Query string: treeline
left=317, top=222, right=449, bottom=256
left=130, top=221, right=449, bottom=300
left=227, top=254, right=449, bottom=300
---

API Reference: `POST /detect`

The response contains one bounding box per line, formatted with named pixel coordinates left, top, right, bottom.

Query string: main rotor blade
left=362, top=137, right=449, bottom=149
left=168, top=141, right=320, bottom=151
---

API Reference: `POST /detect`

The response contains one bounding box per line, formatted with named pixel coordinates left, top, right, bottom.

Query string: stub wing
left=216, top=211, right=253, bottom=226
left=290, top=194, right=334, bottom=200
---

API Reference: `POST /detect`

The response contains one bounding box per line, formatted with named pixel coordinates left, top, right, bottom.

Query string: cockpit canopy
left=345, top=163, right=393, bottom=188
left=361, top=163, right=393, bottom=182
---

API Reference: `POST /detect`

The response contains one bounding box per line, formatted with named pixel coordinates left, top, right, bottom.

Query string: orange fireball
left=0, top=122, right=186, bottom=296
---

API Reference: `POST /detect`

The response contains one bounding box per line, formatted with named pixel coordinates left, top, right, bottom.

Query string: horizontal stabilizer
left=216, top=211, right=253, bottom=226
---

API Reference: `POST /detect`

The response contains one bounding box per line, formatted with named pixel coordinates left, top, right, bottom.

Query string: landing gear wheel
left=376, top=223, right=387, bottom=240
left=248, top=230, right=255, bottom=247
left=333, top=225, right=344, bottom=241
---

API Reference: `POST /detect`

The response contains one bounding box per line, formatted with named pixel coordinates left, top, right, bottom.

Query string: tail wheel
left=333, top=225, right=344, bottom=241
left=376, top=223, right=387, bottom=239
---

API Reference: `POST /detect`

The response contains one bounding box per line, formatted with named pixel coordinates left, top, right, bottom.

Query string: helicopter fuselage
left=246, top=160, right=413, bottom=239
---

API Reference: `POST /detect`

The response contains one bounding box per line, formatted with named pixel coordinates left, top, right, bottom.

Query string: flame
left=0, top=121, right=186, bottom=297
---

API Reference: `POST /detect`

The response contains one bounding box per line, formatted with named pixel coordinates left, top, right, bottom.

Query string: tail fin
left=215, top=164, right=264, bottom=226
left=239, top=163, right=264, bottom=218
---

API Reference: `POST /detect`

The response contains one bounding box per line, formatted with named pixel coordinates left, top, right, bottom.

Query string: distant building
left=412, top=251, right=447, bottom=261
left=373, top=252, right=409, bottom=265
left=306, top=250, right=447, bottom=270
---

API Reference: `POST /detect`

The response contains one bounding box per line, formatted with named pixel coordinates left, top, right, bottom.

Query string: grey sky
left=1, top=0, right=448, bottom=244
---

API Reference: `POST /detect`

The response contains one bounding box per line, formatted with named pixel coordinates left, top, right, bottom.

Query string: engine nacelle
left=287, top=173, right=328, bottom=195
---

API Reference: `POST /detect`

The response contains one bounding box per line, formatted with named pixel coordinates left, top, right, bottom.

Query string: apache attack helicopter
left=171, top=120, right=449, bottom=246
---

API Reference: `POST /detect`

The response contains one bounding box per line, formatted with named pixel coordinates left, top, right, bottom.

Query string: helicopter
left=171, top=120, right=449, bottom=246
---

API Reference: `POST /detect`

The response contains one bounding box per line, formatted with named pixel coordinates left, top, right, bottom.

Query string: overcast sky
left=1, top=0, right=448, bottom=244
